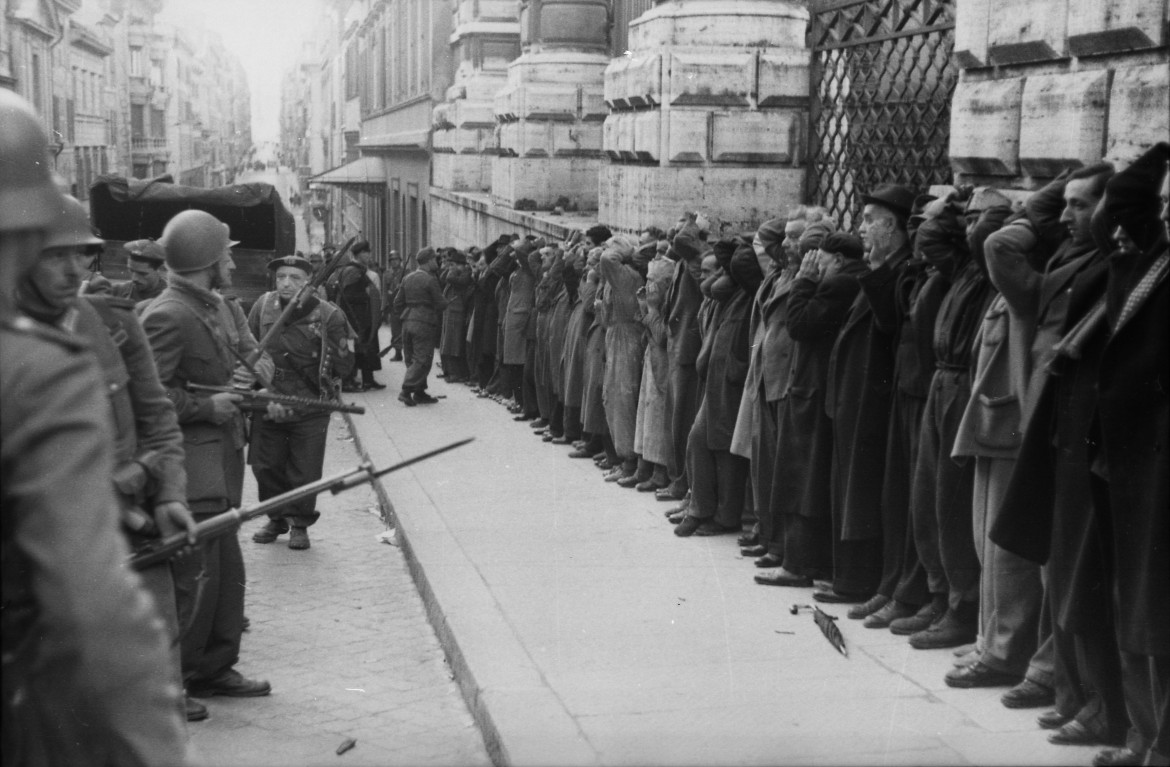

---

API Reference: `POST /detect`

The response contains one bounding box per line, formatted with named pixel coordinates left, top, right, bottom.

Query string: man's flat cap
left=124, top=239, right=166, bottom=264
left=861, top=184, right=916, bottom=219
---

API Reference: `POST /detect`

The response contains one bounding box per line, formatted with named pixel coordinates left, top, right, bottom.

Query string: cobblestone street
left=187, top=414, right=491, bottom=767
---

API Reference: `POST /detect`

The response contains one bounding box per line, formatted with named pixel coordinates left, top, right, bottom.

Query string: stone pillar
left=432, top=1, right=521, bottom=193
left=599, top=0, right=809, bottom=232
left=950, top=0, right=1167, bottom=186
left=491, top=0, right=610, bottom=210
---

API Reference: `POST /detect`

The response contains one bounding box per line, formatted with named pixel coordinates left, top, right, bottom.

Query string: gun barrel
left=188, top=383, right=366, bottom=415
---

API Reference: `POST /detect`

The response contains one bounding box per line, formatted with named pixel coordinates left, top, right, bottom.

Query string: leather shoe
left=542, top=434, right=556, bottom=443
left=412, top=392, right=438, bottom=404
left=890, top=597, right=946, bottom=635
left=635, top=480, right=663, bottom=492
left=812, top=588, right=869, bottom=604
left=863, top=599, right=917, bottom=629
left=667, top=511, right=686, bottom=525
left=551, top=436, right=573, bottom=445
left=740, top=544, right=768, bottom=557
left=944, top=661, right=1022, bottom=689
left=603, top=467, right=626, bottom=482
left=1049, top=720, right=1108, bottom=746
left=513, top=413, right=535, bottom=421
left=616, top=474, right=640, bottom=488
left=363, top=380, right=386, bottom=390
left=754, top=570, right=812, bottom=587
left=674, top=516, right=702, bottom=537
left=398, top=391, right=416, bottom=406
left=1036, top=709, right=1072, bottom=729
left=847, top=594, right=889, bottom=620
left=1092, top=748, right=1144, bottom=766
left=188, top=669, right=271, bottom=698
left=655, top=488, right=685, bottom=502
left=288, top=527, right=310, bottom=550
left=185, top=696, right=209, bottom=722
left=736, top=531, right=760, bottom=547
left=252, top=519, right=288, bottom=543
left=695, top=521, right=740, bottom=536
left=568, top=448, right=593, bottom=458
left=754, top=553, right=783, bottom=568
left=1003, top=678, right=1057, bottom=710
left=530, top=418, right=549, bottom=429
left=909, top=609, right=977, bottom=650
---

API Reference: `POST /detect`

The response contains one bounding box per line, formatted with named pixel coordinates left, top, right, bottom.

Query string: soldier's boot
left=252, top=519, right=289, bottom=544
left=288, top=526, right=310, bottom=550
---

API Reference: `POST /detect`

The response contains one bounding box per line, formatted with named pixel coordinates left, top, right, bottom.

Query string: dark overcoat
left=700, top=284, right=751, bottom=451
left=440, top=263, right=473, bottom=357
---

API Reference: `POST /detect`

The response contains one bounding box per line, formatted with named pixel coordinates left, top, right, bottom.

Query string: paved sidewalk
left=187, top=413, right=491, bottom=767
left=340, top=331, right=1103, bottom=767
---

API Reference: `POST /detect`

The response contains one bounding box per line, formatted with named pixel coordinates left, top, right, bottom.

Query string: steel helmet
left=43, top=195, right=104, bottom=252
left=158, top=209, right=239, bottom=273
left=0, top=89, right=65, bottom=233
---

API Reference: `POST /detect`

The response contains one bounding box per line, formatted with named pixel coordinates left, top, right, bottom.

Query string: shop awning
left=309, top=156, right=386, bottom=187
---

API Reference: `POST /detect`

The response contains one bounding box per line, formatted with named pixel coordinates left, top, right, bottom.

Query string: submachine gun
left=187, top=383, right=366, bottom=416
left=130, top=437, right=474, bottom=570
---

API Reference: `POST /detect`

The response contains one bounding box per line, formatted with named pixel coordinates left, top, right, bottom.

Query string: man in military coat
left=249, top=255, right=354, bottom=550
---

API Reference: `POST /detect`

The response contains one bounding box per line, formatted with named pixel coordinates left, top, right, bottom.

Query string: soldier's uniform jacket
left=1, top=314, right=189, bottom=766
left=247, top=291, right=354, bottom=406
left=61, top=295, right=187, bottom=541
left=140, top=276, right=270, bottom=513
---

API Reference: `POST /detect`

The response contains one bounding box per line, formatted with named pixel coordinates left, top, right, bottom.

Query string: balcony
left=131, top=136, right=170, bottom=161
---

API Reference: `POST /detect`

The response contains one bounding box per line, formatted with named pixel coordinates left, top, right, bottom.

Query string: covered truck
left=89, top=174, right=297, bottom=309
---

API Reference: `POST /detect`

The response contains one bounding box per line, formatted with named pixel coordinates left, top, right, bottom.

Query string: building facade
left=283, top=0, right=1169, bottom=257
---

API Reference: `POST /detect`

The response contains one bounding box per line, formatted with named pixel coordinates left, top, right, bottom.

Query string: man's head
left=123, top=239, right=166, bottom=293
left=585, top=224, right=612, bottom=248
left=859, top=184, right=913, bottom=264
left=416, top=247, right=438, bottom=273
left=21, top=195, right=105, bottom=315
left=309, top=250, right=325, bottom=274
left=352, top=240, right=374, bottom=266
left=267, top=255, right=313, bottom=301
left=1060, top=163, right=1113, bottom=246
left=159, top=210, right=237, bottom=289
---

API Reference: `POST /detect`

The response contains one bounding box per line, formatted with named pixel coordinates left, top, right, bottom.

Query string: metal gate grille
left=808, top=0, right=957, bottom=230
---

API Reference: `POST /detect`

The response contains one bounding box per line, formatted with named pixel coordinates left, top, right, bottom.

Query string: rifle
left=130, top=437, right=474, bottom=570
left=188, top=383, right=366, bottom=415
left=246, top=235, right=357, bottom=368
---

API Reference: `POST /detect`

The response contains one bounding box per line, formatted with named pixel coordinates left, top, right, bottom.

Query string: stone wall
left=950, top=0, right=1168, bottom=187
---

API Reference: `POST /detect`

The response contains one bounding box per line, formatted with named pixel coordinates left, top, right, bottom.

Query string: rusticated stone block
left=954, top=0, right=992, bottom=67
left=950, top=77, right=1025, bottom=176
left=602, top=114, right=623, bottom=160
left=518, top=121, right=551, bottom=157
left=625, top=54, right=662, bottom=108
left=550, top=122, right=603, bottom=157
left=1019, top=70, right=1109, bottom=177
left=1067, top=0, right=1166, bottom=55
left=494, top=84, right=520, bottom=120
left=433, top=153, right=492, bottom=193
left=629, top=1, right=807, bottom=50
left=604, top=56, right=632, bottom=109
left=757, top=49, right=808, bottom=106
left=491, top=155, right=601, bottom=209
left=666, top=110, right=710, bottom=164
left=580, top=87, right=607, bottom=121
left=498, top=122, right=521, bottom=155
left=520, top=84, right=578, bottom=121
left=449, top=100, right=496, bottom=129
left=599, top=164, right=805, bottom=233
left=1106, top=63, right=1170, bottom=168
left=988, top=0, right=1066, bottom=64
left=633, top=111, right=661, bottom=163
left=711, top=111, right=798, bottom=164
left=669, top=52, right=754, bottom=107
left=606, top=112, right=635, bottom=161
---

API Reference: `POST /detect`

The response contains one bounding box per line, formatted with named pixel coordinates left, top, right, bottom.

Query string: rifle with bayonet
left=245, top=235, right=357, bottom=369
left=130, top=437, right=474, bottom=570
left=188, top=383, right=366, bottom=415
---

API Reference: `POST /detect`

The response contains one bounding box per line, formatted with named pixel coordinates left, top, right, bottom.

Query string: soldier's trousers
left=402, top=322, right=437, bottom=392
left=249, top=413, right=330, bottom=528
left=139, top=561, right=186, bottom=722
left=174, top=519, right=245, bottom=685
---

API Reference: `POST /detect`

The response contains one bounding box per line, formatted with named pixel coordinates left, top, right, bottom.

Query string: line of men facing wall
left=385, top=145, right=1169, bottom=767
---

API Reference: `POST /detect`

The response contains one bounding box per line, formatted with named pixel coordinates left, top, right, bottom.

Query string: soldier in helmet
left=248, top=254, right=355, bottom=550
left=110, top=238, right=169, bottom=305
left=1, top=88, right=190, bottom=766
left=17, top=195, right=203, bottom=724
left=140, top=208, right=277, bottom=702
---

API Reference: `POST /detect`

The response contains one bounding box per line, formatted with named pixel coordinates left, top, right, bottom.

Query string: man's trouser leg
left=881, top=392, right=928, bottom=603
left=932, top=371, right=980, bottom=612
left=252, top=415, right=330, bottom=528
left=522, top=339, right=538, bottom=416
left=685, top=405, right=718, bottom=520
left=402, top=324, right=436, bottom=392
left=911, top=380, right=947, bottom=602
left=714, top=448, right=749, bottom=529
left=975, top=456, right=1042, bottom=675
left=176, top=525, right=244, bottom=684
left=666, top=364, right=698, bottom=497
left=402, top=326, right=416, bottom=368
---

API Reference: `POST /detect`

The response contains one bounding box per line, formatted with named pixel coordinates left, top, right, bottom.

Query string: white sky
left=157, top=0, right=325, bottom=142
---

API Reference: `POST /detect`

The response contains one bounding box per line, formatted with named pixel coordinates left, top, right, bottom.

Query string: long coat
left=699, top=283, right=751, bottom=452
left=775, top=263, right=867, bottom=520
left=825, top=246, right=910, bottom=540
left=634, top=256, right=674, bottom=466
left=600, top=255, right=646, bottom=458
left=439, top=263, right=473, bottom=357
left=466, top=269, right=500, bottom=363
left=663, top=259, right=704, bottom=473
left=501, top=261, right=535, bottom=366
left=731, top=268, right=791, bottom=459
left=562, top=278, right=593, bottom=407
left=581, top=277, right=609, bottom=435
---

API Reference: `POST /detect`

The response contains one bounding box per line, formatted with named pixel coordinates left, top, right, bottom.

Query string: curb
left=342, top=413, right=508, bottom=767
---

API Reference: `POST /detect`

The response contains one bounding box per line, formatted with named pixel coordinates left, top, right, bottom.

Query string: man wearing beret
left=248, top=255, right=354, bottom=550
left=393, top=247, right=448, bottom=405
left=335, top=240, right=385, bottom=391
left=823, top=184, right=916, bottom=604
left=110, top=239, right=168, bottom=304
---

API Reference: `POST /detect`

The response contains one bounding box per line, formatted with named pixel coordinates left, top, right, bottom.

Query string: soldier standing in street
left=384, top=249, right=405, bottom=361
left=335, top=239, right=385, bottom=391
left=1, top=88, right=191, bottom=767
left=16, top=194, right=205, bottom=722
left=249, top=255, right=355, bottom=550
left=393, top=247, right=448, bottom=406
left=110, top=238, right=169, bottom=304
left=141, top=208, right=276, bottom=702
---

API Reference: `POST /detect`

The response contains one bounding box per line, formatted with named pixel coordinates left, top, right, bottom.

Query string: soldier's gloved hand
left=154, top=501, right=197, bottom=545
left=209, top=391, right=243, bottom=424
